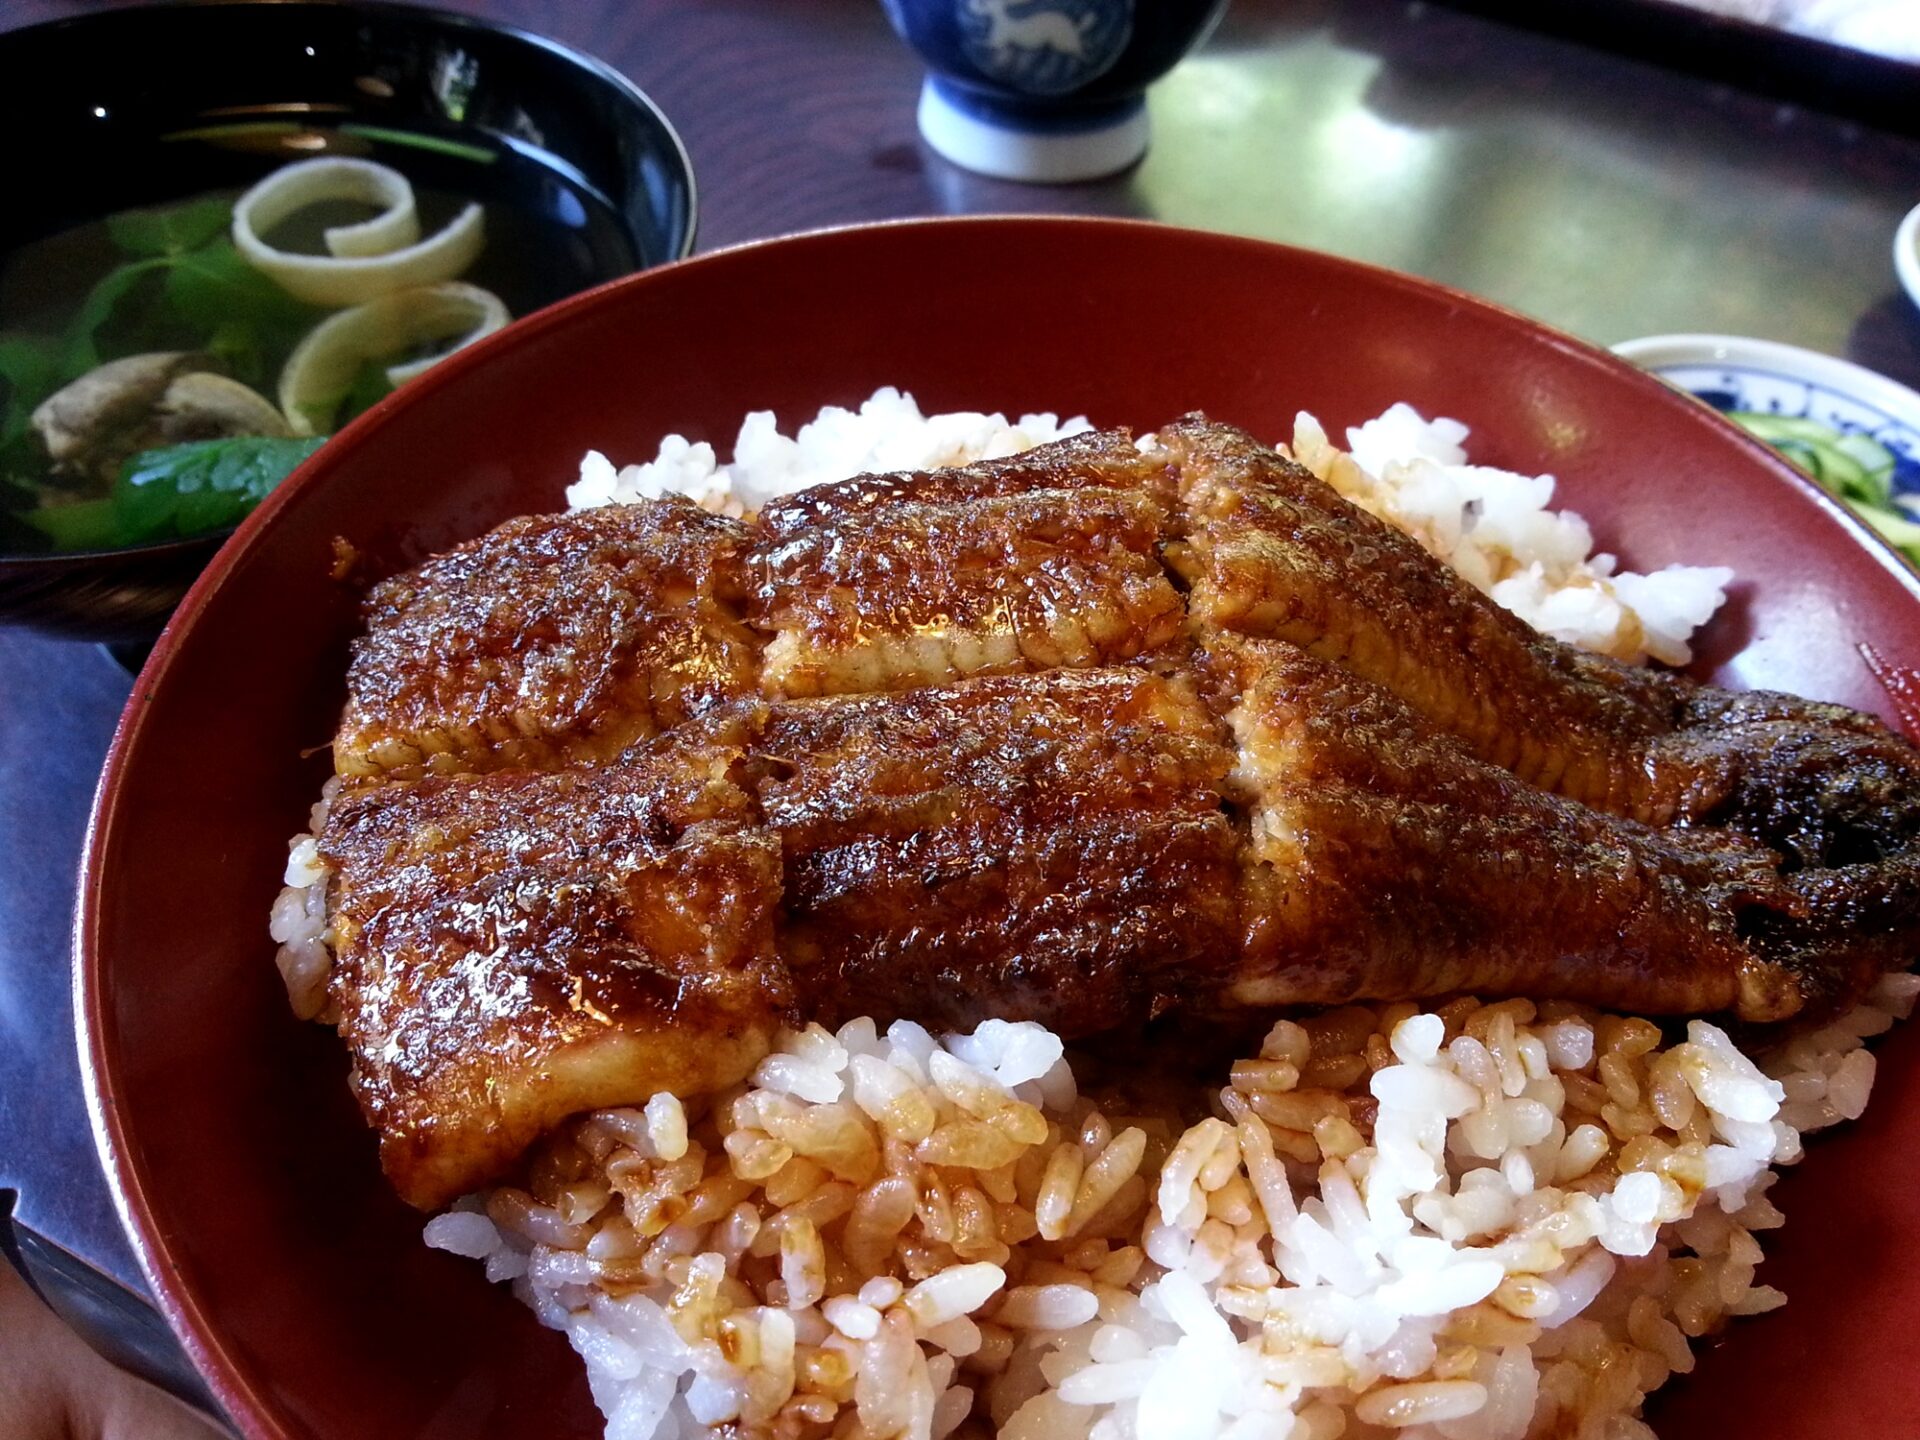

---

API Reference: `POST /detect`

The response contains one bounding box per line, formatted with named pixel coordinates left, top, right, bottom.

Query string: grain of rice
left=1732, top=1284, right=1788, bottom=1315
left=777, top=1218, right=826, bottom=1309
left=1355, top=1379, right=1489, bottom=1427
left=722, top=1129, right=790, bottom=1182
left=1157, top=1118, right=1229, bottom=1220
left=1259, top=1019, right=1312, bottom=1066
left=822, top=1295, right=882, bottom=1340
left=1063, top=1128, right=1145, bottom=1238
left=1829, top=1049, right=1876, bottom=1120
left=924, top=1314, right=983, bottom=1357
left=905, top=1263, right=1008, bottom=1328
left=933, top=1383, right=975, bottom=1440
left=1373, top=1063, right=1482, bottom=1118
left=919, top=1119, right=1026, bottom=1172
left=752, top=1052, right=842, bottom=1105
left=423, top=1210, right=500, bottom=1259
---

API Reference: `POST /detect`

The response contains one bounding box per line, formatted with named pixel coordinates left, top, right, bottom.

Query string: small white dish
left=1897, top=202, right=1920, bottom=314
left=1612, top=333, right=1920, bottom=512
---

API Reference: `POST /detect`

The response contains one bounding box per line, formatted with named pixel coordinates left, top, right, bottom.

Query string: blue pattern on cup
left=882, top=0, right=1225, bottom=113
left=956, top=0, right=1134, bottom=96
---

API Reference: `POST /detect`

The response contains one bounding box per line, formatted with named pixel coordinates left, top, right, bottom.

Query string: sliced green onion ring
left=232, top=157, right=483, bottom=306
left=279, top=281, right=510, bottom=434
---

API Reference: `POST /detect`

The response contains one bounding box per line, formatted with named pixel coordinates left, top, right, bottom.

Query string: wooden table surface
left=2, top=0, right=1919, bottom=1406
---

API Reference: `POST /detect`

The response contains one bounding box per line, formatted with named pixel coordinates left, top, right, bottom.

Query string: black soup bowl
left=0, top=0, right=694, bottom=645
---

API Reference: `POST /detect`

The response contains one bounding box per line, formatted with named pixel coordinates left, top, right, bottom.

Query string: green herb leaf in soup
left=104, top=195, right=235, bottom=259
left=0, top=334, right=65, bottom=452
left=162, top=239, right=326, bottom=388
left=110, top=433, right=327, bottom=545
left=60, top=256, right=169, bottom=376
left=19, top=495, right=120, bottom=552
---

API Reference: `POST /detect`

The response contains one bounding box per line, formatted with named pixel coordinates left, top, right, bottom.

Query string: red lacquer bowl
left=76, top=218, right=1920, bottom=1439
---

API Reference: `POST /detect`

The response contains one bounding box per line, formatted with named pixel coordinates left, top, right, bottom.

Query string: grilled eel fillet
left=334, top=502, right=759, bottom=780
left=322, top=748, right=785, bottom=1209
left=315, top=418, right=1920, bottom=1207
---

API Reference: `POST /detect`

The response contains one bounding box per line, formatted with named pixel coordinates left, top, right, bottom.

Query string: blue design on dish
left=1654, top=363, right=1920, bottom=514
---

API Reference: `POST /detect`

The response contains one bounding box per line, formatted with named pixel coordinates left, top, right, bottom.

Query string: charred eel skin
left=318, top=417, right=1920, bottom=1205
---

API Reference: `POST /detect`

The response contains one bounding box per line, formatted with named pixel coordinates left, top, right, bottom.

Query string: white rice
left=267, top=777, right=339, bottom=1023
left=271, top=387, right=1886, bottom=1439
left=563, top=387, right=1091, bottom=518
left=427, top=983, right=1918, bottom=1440
left=1289, top=403, right=1731, bottom=667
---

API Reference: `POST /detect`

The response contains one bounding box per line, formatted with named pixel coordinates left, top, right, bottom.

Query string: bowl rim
left=0, top=0, right=697, bottom=571
left=1612, top=332, right=1920, bottom=433
left=73, top=215, right=1920, bottom=1436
